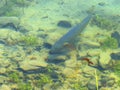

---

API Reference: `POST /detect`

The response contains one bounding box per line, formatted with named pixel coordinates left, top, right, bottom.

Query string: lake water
left=0, top=0, right=120, bottom=90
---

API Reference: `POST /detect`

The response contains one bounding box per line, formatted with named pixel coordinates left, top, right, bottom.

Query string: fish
left=50, top=14, right=93, bottom=54
left=81, top=57, right=94, bottom=65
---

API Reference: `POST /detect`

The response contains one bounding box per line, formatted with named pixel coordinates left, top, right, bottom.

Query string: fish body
left=50, top=14, right=92, bottom=53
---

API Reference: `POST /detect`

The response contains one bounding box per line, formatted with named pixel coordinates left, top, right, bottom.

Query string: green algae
left=100, top=37, right=118, bottom=51
left=113, top=61, right=120, bottom=76
left=18, top=82, right=32, bottom=90
left=11, top=0, right=25, bottom=6
left=0, top=1, right=19, bottom=16
left=112, top=61, right=120, bottom=86
left=5, top=9, right=21, bottom=17
left=0, top=4, right=12, bottom=16
left=91, top=15, right=118, bottom=30
left=8, top=71, right=21, bottom=83
left=34, top=74, right=53, bottom=88
left=72, top=81, right=86, bottom=90
left=21, top=35, right=38, bottom=46
left=7, top=71, right=33, bottom=90
left=117, top=79, right=120, bottom=86
left=0, top=0, right=31, bottom=16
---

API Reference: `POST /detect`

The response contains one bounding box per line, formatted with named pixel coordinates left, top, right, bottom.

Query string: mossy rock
left=0, top=3, right=13, bottom=16
left=0, top=0, right=31, bottom=16
left=113, top=61, right=120, bottom=76
left=100, top=36, right=118, bottom=51
left=91, top=15, right=118, bottom=30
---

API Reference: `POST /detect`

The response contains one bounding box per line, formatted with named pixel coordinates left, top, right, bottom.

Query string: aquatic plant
left=117, top=79, right=120, bottom=86
left=35, top=74, right=53, bottom=88
left=72, top=81, right=87, bottom=90
left=18, top=82, right=33, bottom=90
left=91, top=15, right=118, bottom=30
left=100, top=37, right=118, bottom=51
left=11, top=0, right=30, bottom=14
left=45, top=65, right=56, bottom=74
left=21, top=35, right=38, bottom=46
left=113, top=61, right=120, bottom=76
left=5, top=9, right=21, bottom=16
left=7, top=71, right=33, bottom=89
left=8, top=71, right=21, bottom=83
left=0, top=2, right=14, bottom=16
left=95, top=70, right=99, bottom=90
left=112, top=61, right=120, bottom=86
left=11, top=0, right=25, bottom=6
left=0, top=0, right=31, bottom=16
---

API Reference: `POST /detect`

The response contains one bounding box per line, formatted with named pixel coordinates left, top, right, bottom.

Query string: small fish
left=82, top=57, right=94, bottom=65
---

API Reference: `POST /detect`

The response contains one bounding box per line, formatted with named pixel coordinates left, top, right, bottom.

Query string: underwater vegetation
left=18, top=82, right=32, bottom=90
left=71, top=81, right=87, bottom=90
left=0, top=3, right=19, bottom=16
left=100, top=36, right=118, bottom=51
left=11, top=0, right=27, bottom=6
left=0, top=0, right=31, bottom=16
left=7, top=71, right=55, bottom=89
left=8, top=71, right=21, bottom=83
left=33, top=74, right=53, bottom=88
left=7, top=71, right=32, bottom=90
left=20, top=35, right=39, bottom=46
left=6, top=0, right=31, bottom=7
left=0, top=1, right=19, bottom=16
left=94, top=69, right=99, bottom=90
left=5, top=9, right=21, bottom=17
left=113, top=61, right=120, bottom=76
left=112, top=61, right=120, bottom=86
left=5, top=65, right=64, bottom=89
left=117, top=78, right=120, bottom=87
left=28, top=65, right=65, bottom=89
left=91, top=15, right=118, bottom=30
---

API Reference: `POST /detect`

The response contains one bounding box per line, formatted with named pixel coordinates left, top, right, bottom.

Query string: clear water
left=0, top=0, right=120, bottom=90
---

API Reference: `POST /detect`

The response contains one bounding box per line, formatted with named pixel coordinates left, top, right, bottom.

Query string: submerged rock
left=43, top=43, right=52, bottom=49
left=111, top=31, right=120, bottom=47
left=47, top=54, right=67, bottom=64
left=19, top=59, right=47, bottom=71
left=57, top=20, right=72, bottom=28
left=0, top=29, right=22, bottom=45
left=0, top=84, right=11, bottom=90
left=0, top=17, right=20, bottom=30
left=18, top=52, right=48, bottom=71
left=98, top=2, right=106, bottom=6
left=110, top=52, right=120, bottom=60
